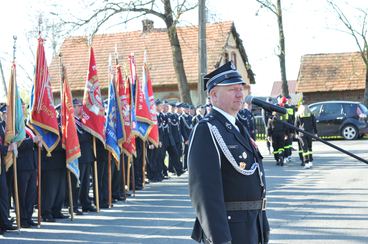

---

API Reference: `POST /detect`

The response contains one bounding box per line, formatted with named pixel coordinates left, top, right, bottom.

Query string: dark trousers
left=148, top=147, right=162, bottom=181
left=97, top=159, right=107, bottom=205
left=298, top=135, right=313, bottom=163
left=0, top=163, right=11, bottom=227
left=18, top=170, right=37, bottom=224
left=79, top=162, right=92, bottom=209
left=272, top=133, right=285, bottom=162
left=163, top=143, right=183, bottom=175
left=133, top=140, right=143, bottom=188
left=112, top=156, right=126, bottom=199
left=183, top=144, right=189, bottom=170
left=41, top=168, right=66, bottom=217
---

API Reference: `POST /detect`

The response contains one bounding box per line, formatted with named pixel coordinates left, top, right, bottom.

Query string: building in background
left=48, top=21, right=255, bottom=105
left=296, top=52, right=366, bottom=105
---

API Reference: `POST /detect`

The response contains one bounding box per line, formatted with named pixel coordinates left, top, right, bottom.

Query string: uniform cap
left=73, top=98, right=82, bottom=106
left=204, top=61, right=245, bottom=92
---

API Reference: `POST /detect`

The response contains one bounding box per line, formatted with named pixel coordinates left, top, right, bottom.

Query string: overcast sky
left=0, top=0, right=366, bottom=102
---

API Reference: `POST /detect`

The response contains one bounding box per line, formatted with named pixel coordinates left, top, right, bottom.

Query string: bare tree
left=256, top=0, right=289, bottom=97
left=328, top=1, right=368, bottom=106
left=53, top=0, right=196, bottom=104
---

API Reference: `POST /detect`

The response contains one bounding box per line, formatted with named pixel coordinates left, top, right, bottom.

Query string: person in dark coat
left=0, top=105, right=17, bottom=233
left=160, top=101, right=184, bottom=177
left=295, top=104, right=317, bottom=169
left=188, top=61, right=269, bottom=244
left=192, top=105, right=205, bottom=127
left=72, top=98, right=97, bottom=214
left=267, top=112, right=287, bottom=166
left=41, top=124, right=68, bottom=222
left=17, top=125, right=42, bottom=228
left=179, top=104, right=192, bottom=170
left=237, top=100, right=256, bottom=140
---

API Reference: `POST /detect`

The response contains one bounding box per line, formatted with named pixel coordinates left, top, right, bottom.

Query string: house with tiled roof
left=296, top=52, right=366, bottom=105
left=48, top=20, right=255, bottom=104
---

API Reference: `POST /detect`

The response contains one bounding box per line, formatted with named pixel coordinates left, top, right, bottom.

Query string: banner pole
left=121, top=153, right=126, bottom=200
left=67, top=171, right=74, bottom=221
left=37, top=146, right=41, bottom=226
left=93, top=137, right=100, bottom=212
left=108, top=152, right=112, bottom=208
left=13, top=155, right=20, bottom=230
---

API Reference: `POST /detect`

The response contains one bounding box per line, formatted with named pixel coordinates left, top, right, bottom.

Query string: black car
left=308, top=101, right=368, bottom=140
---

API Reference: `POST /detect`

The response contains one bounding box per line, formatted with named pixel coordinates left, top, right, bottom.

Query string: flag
left=143, top=58, right=159, bottom=147
left=105, top=56, right=123, bottom=164
left=81, top=46, right=106, bottom=144
left=29, top=38, right=59, bottom=156
left=129, top=54, right=152, bottom=139
left=116, top=65, right=136, bottom=157
left=4, top=63, right=26, bottom=171
left=61, top=65, right=80, bottom=179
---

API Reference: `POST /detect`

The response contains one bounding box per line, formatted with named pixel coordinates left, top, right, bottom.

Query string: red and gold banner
left=81, top=46, right=106, bottom=144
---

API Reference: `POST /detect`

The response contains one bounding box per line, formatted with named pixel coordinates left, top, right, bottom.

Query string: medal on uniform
left=239, top=162, right=247, bottom=169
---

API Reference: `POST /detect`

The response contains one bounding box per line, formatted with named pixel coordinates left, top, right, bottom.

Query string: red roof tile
left=49, top=21, right=251, bottom=94
left=296, top=52, right=366, bottom=93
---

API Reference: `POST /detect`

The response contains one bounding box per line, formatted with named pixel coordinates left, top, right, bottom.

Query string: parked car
left=308, top=101, right=368, bottom=140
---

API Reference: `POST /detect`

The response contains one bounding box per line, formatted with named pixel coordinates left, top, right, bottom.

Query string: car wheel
left=341, top=125, right=358, bottom=140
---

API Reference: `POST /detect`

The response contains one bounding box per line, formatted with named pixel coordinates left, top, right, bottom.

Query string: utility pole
left=198, top=0, right=207, bottom=105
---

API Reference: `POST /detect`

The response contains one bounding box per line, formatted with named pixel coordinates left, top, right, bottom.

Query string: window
left=309, top=104, right=322, bottom=116
left=231, top=52, right=237, bottom=66
left=321, top=103, right=342, bottom=115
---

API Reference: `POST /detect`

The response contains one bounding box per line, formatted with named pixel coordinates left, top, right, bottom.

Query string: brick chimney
left=142, top=19, right=154, bottom=32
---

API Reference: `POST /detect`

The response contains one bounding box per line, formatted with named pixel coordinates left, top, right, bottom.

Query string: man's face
left=156, top=104, right=162, bottom=112
left=210, top=84, right=245, bottom=116
left=162, top=104, right=169, bottom=113
left=74, top=105, right=82, bottom=117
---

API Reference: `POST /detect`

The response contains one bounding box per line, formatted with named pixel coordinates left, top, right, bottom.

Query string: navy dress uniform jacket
left=188, top=109, right=269, bottom=244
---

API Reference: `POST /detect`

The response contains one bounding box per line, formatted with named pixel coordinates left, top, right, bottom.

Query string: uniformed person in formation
left=188, top=61, right=269, bottom=244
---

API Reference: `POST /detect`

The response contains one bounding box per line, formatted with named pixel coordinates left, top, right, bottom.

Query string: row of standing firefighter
left=0, top=95, right=213, bottom=235
left=265, top=96, right=317, bottom=169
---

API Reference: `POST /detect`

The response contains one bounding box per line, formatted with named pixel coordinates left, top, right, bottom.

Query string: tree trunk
left=277, top=0, right=289, bottom=97
left=363, top=68, right=368, bottom=106
left=163, top=0, right=192, bottom=104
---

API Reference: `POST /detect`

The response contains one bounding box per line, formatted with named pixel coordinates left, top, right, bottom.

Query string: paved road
left=2, top=140, right=368, bottom=243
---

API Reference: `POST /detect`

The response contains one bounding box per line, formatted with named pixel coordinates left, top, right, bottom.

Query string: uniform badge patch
left=239, top=162, right=247, bottom=169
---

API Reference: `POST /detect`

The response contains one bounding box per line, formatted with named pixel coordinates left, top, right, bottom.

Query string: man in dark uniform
left=237, top=99, right=256, bottom=140
left=17, top=124, right=41, bottom=228
left=267, top=111, right=287, bottom=166
left=147, top=99, right=163, bottom=182
left=0, top=105, right=17, bottom=233
left=192, top=105, right=205, bottom=127
left=41, top=116, right=68, bottom=222
left=160, top=101, right=183, bottom=177
left=179, top=104, right=192, bottom=170
left=73, top=98, right=97, bottom=214
left=188, top=61, right=269, bottom=244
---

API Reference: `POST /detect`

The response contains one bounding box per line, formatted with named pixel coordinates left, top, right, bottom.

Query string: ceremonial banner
left=116, top=65, right=136, bottom=157
left=29, top=38, right=60, bottom=156
left=142, top=59, right=159, bottom=147
left=81, top=46, right=106, bottom=144
left=61, top=65, right=80, bottom=179
left=4, top=63, right=26, bottom=171
left=129, top=54, right=152, bottom=139
left=105, top=59, right=123, bottom=164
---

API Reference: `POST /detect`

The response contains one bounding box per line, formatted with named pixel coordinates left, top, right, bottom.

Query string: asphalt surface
left=2, top=139, right=368, bottom=243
